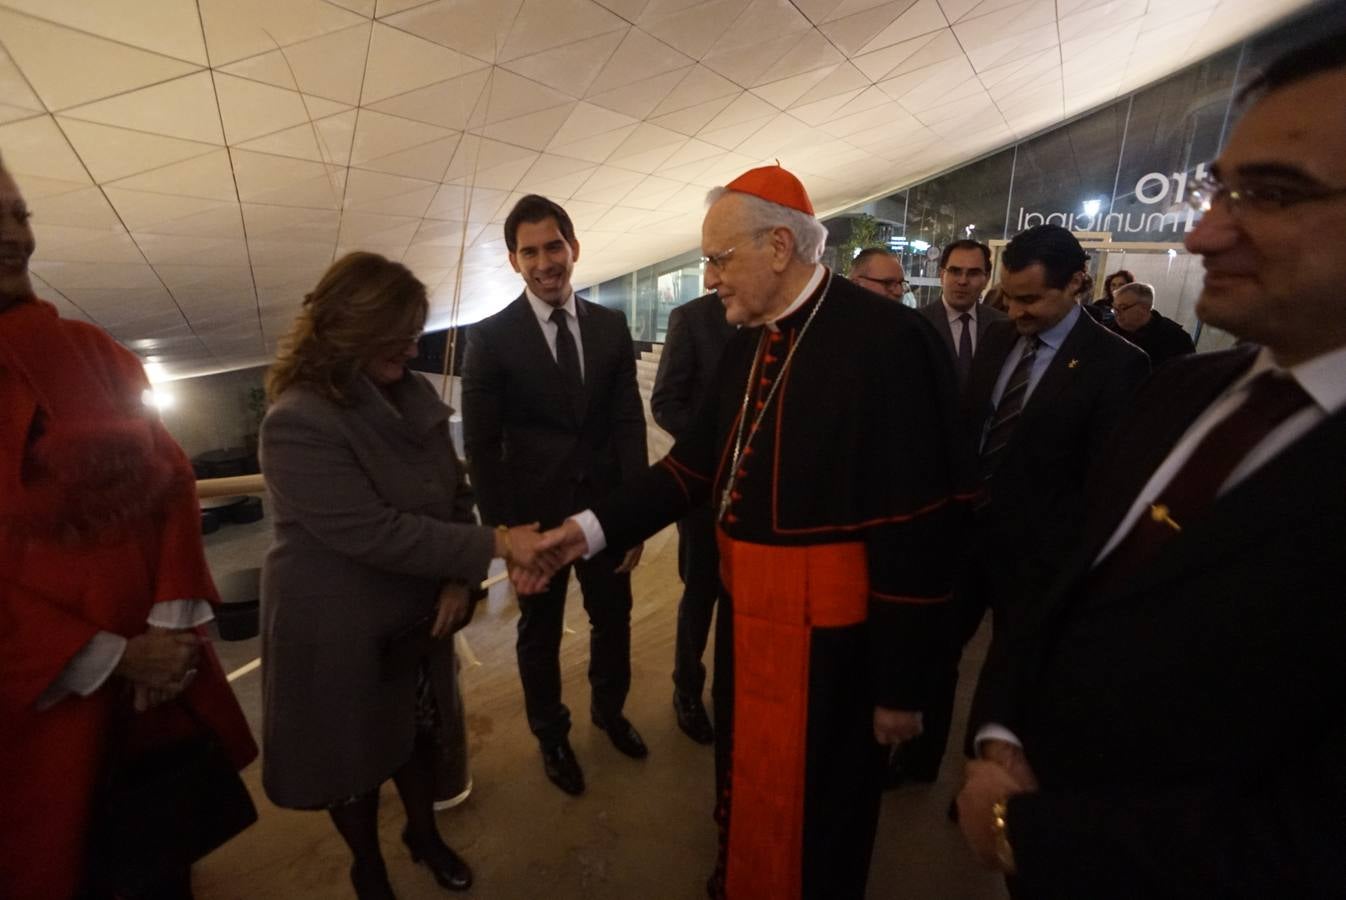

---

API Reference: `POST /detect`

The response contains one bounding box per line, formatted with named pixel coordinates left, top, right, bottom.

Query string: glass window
left=1007, top=101, right=1128, bottom=237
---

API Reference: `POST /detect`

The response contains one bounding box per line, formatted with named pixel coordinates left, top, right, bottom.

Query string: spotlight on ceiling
left=142, top=388, right=174, bottom=411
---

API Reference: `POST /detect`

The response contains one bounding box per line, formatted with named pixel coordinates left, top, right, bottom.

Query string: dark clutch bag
left=380, top=613, right=435, bottom=681
left=85, top=712, right=258, bottom=894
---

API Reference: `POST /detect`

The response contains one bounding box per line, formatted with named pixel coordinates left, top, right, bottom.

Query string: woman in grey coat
left=260, top=252, right=542, bottom=899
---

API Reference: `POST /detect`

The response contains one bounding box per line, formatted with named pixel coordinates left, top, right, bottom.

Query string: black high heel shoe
left=401, top=829, right=473, bottom=892
left=350, top=860, right=397, bottom=900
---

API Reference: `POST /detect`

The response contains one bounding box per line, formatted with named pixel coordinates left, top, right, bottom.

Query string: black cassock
left=595, top=270, right=973, bottom=899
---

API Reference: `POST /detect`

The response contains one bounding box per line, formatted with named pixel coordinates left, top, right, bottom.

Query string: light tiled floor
left=196, top=509, right=1007, bottom=900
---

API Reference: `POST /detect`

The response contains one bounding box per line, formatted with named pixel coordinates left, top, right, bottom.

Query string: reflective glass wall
left=580, top=3, right=1343, bottom=343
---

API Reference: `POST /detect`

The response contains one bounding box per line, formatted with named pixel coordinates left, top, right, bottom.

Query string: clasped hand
left=114, top=626, right=203, bottom=712
left=956, top=739, right=1040, bottom=872
left=498, top=520, right=588, bottom=595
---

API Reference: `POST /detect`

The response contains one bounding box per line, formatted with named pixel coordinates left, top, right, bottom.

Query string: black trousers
left=898, top=564, right=989, bottom=777
left=516, top=549, right=633, bottom=747
left=801, top=625, right=886, bottom=899
left=672, top=506, right=723, bottom=700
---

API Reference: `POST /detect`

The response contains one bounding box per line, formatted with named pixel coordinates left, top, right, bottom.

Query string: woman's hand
left=432, top=583, right=472, bottom=638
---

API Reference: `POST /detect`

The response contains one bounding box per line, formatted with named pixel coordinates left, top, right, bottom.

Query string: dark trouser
left=897, top=561, right=990, bottom=777
left=800, top=625, right=886, bottom=899
left=516, top=549, right=633, bottom=747
left=81, top=868, right=194, bottom=900
left=672, top=506, right=723, bottom=700
left=966, top=523, right=1058, bottom=756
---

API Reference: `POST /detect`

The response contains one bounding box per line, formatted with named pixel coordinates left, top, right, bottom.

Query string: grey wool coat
left=259, top=372, right=495, bottom=809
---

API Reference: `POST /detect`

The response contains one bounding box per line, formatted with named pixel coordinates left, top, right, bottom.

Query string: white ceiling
left=0, top=0, right=1314, bottom=378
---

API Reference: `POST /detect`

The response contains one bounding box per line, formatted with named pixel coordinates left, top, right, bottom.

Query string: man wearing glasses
left=1108, top=281, right=1196, bottom=367
left=919, top=239, right=1008, bottom=387
left=849, top=247, right=911, bottom=304
left=959, top=29, right=1346, bottom=897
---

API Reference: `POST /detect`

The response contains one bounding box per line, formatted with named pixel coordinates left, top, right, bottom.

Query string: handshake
left=494, top=520, right=644, bottom=596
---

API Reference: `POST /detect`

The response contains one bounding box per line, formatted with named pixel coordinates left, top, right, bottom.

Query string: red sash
left=717, top=535, right=868, bottom=900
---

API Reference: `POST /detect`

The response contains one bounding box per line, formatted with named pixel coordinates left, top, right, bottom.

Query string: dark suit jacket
left=650, top=292, right=734, bottom=441
left=918, top=299, right=1007, bottom=363
left=461, top=294, right=646, bottom=528
left=966, top=311, right=1150, bottom=592
left=990, top=346, right=1346, bottom=898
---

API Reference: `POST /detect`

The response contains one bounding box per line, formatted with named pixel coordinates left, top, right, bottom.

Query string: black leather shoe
left=673, top=691, right=715, bottom=745
left=350, top=860, right=397, bottom=900
left=402, top=828, right=473, bottom=892
left=541, top=739, right=586, bottom=795
left=592, top=713, right=648, bottom=759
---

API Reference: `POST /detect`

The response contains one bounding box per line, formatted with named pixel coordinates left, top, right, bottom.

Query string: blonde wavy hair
left=266, top=251, right=428, bottom=404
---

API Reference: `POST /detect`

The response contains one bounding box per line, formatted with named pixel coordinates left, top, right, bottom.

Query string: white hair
left=706, top=186, right=828, bottom=265
left=1114, top=281, right=1155, bottom=307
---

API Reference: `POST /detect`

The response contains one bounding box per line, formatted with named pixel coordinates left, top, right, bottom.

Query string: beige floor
left=196, top=519, right=1008, bottom=900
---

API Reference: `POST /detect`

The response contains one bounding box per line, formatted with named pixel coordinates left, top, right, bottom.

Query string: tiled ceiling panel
left=0, top=0, right=1317, bottom=377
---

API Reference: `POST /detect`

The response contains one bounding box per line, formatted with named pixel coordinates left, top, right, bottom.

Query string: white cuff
left=974, top=723, right=1024, bottom=754
left=569, top=510, right=606, bottom=559
left=147, top=598, right=215, bottom=629
left=36, top=631, right=127, bottom=711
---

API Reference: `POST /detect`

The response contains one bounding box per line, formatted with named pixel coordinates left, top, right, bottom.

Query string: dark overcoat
left=259, top=373, right=494, bottom=809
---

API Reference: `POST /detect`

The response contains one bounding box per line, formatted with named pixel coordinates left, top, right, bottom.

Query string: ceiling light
left=143, top=361, right=169, bottom=384
left=142, top=388, right=174, bottom=411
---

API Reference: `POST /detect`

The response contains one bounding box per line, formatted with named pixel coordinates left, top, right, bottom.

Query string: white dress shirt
left=978, top=342, right=1346, bottom=752
left=526, top=287, right=584, bottom=381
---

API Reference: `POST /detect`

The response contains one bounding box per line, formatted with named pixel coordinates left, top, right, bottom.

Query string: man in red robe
left=529, top=165, right=971, bottom=899
left=0, top=160, right=256, bottom=900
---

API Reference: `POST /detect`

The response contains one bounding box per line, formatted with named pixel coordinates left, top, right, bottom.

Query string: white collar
left=1243, top=344, right=1346, bottom=415
left=526, top=287, right=578, bottom=324
left=766, top=264, right=825, bottom=332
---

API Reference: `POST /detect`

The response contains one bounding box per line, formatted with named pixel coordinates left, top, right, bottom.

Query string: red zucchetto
left=724, top=163, right=815, bottom=215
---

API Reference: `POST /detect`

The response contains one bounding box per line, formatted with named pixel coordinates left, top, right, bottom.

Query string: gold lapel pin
left=1068, top=358, right=1080, bottom=369
left=1150, top=503, right=1181, bottom=532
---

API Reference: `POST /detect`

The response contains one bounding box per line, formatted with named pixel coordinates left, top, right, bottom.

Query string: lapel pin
left=1068, top=358, right=1080, bottom=369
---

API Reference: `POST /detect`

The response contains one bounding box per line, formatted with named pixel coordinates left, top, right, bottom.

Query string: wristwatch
left=991, top=800, right=1017, bottom=873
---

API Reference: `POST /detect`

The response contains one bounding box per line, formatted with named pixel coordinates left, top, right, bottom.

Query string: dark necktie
left=1088, top=370, right=1313, bottom=590
left=550, top=307, right=584, bottom=415
left=956, top=312, right=973, bottom=383
left=980, top=335, right=1041, bottom=478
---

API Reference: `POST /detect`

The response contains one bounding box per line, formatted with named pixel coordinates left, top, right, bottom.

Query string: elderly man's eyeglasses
left=854, top=274, right=908, bottom=293
left=700, top=229, right=768, bottom=270
left=1187, top=173, right=1346, bottom=214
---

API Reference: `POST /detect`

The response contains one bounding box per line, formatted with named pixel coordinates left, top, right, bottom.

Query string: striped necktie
left=980, top=335, right=1041, bottom=478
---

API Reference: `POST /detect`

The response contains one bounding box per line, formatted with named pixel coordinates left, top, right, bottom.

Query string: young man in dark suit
left=918, top=240, right=1008, bottom=387
left=462, top=195, right=648, bottom=796
left=958, top=31, right=1346, bottom=897
left=650, top=292, right=735, bottom=746
left=962, top=225, right=1149, bottom=761
left=891, top=239, right=1010, bottom=788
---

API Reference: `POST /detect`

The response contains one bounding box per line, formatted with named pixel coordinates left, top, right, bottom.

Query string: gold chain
left=717, top=271, right=832, bottom=522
